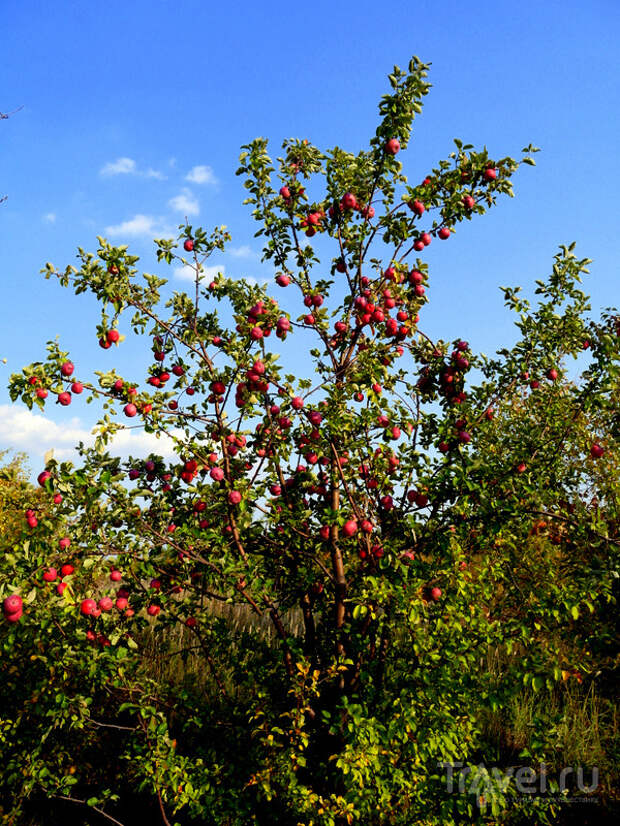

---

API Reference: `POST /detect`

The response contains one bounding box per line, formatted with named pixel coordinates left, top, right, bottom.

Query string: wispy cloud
left=229, top=245, right=256, bottom=259
left=43, top=212, right=56, bottom=223
left=100, top=157, right=137, bottom=176
left=173, top=264, right=224, bottom=282
left=173, top=264, right=265, bottom=289
left=100, top=157, right=167, bottom=180
left=168, top=188, right=199, bottom=216
left=105, top=214, right=171, bottom=237
left=185, top=165, right=217, bottom=185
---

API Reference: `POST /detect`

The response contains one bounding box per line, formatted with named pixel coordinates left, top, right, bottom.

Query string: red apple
left=590, top=443, right=605, bottom=459
left=184, top=239, right=194, bottom=252
left=343, top=519, right=358, bottom=537
left=37, top=470, right=52, bottom=486
left=124, top=403, right=137, bottom=417
left=3, top=595, right=22, bottom=615
left=385, top=138, right=400, bottom=155
left=81, top=598, right=97, bottom=616
left=107, top=329, right=120, bottom=344
left=60, top=361, right=74, bottom=377
left=58, top=391, right=72, bottom=406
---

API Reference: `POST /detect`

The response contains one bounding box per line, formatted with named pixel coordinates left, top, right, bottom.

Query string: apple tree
left=2, top=57, right=618, bottom=825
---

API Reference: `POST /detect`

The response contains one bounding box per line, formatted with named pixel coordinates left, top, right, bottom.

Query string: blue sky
left=1, top=0, right=618, bottom=471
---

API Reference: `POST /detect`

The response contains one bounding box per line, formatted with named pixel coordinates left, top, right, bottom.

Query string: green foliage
left=1, top=58, right=618, bottom=825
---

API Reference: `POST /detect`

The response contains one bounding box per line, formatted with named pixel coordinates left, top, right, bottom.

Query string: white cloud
left=105, top=214, right=170, bottom=237
left=43, top=212, right=56, bottom=223
left=100, top=157, right=137, bottom=176
left=0, top=405, right=182, bottom=465
left=243, top=277, right=269, bottom=287
left=173, top=263, right=224, bottom=282
left=0, top=406, right=91, bottom=453
left=168, top=188, right=199, bottom=216
left=173, top=264, right=264, bottom=288
left=185, top=165, right=217, bottom=185
left=100, top=157, right=166, bottom=180
left=229, top=245, right=255, bottom=259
